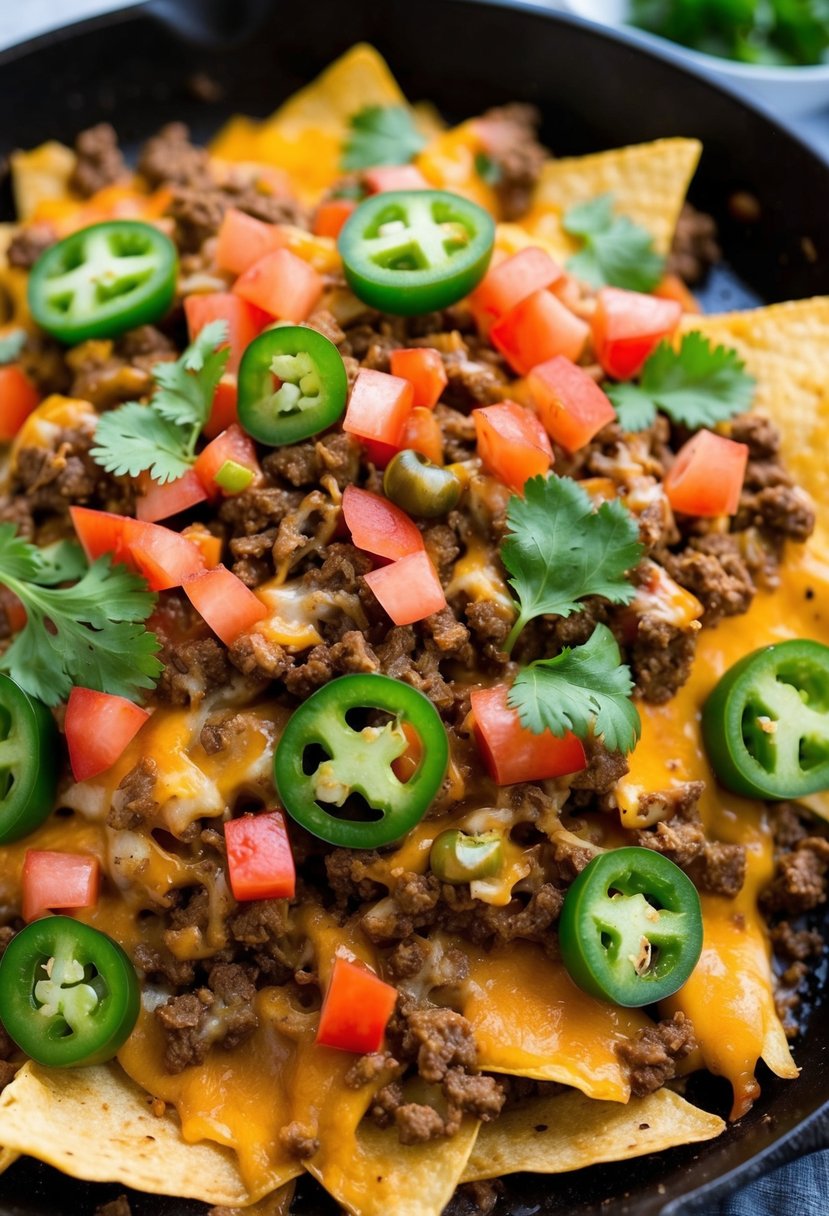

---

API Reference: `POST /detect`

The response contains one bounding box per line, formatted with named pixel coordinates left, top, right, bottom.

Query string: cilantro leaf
left=0, top=329, right=26, bottom=365
left=341, top=105, right=427, bottom=171
left=91, top=402, right=193, bottom=484
left=33, top=540, right=88, bottom=586
left=563, top=193, right=664, bottom=293
left=509, top=624, right=641, bottom=754
left=0, top=525, right=161, bottom=706
left=502, top=475, right=643, bottom=653
left=474, top=151, right=502, bottom=186
left=90, top=322, right=229, bottom=485
left=152, top=320, right=229, bottom=429
left=607, top=332, right=755, bottom=432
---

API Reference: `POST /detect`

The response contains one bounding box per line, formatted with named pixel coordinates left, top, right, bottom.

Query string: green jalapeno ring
left=0, top=917, right=140, bottom=1067
left=430, top=829, right=504, bottom=883
left=338, top=189, right=495, bottom=316
left=702, top=639, right=829, bottom=801
left=0, top=673, right=58, bottom=845
left=274, top=673, right=448, bottom=849
left=28, top=220, right=178, bottom=345
left=383, top=450, right=463, bottom=518
left=238, top=326, right=348, bottom=446
left=559, top=846, right=703, bottom=1008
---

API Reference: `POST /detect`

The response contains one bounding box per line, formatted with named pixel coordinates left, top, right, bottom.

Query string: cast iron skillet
left=0, top=1, right=827, bottom=1213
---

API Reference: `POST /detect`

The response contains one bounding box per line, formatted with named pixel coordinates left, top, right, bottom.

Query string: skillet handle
left=147, top=0, right=275, bottom=47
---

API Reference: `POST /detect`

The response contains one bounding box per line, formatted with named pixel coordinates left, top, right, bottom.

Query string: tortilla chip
left=308, top=1118, right=480, bottom=1216
left=0, top=1147, right=18, bottom=1174
left=212, top=1181, right=296, bottom=1216
left=0, top=1062, right=267, bottom=1206
left=682, top=299, right=829, bottom=534
left=522, top=138, right=701, bottom=262
left=10, top=141, right=76, bottom=221
left=462, top=1087, right=724, bottom=1182
left=214, top=44, right=410, bottom=200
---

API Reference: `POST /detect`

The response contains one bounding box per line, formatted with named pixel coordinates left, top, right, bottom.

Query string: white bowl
left=561, top=0, right=829, bottom=117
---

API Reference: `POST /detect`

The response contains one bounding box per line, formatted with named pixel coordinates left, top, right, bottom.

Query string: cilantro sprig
left=509, top=624, right=641, bottom=754
left=341, top=105, right=427, bottom=171
left=501, top=475, right=643, bottom=654
left=90, top=321, right=229, bottom=485
left=607, top=332, right=755, bottom=432
left=0, top=526, right=162, bottom=706
left=563, top=193, right=664, bottom=293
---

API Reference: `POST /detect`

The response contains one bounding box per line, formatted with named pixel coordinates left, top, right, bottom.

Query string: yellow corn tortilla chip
left=522, top=138, right=701, bottom=262
left=0, top=1062, right=270, bottom=1207
left=213, top=44, right=413, bottom=200
left=462, top=1087, right=724, bottom=1182
left=682, top=299, right=829, bottom=530
left=10, top=141, right=76, bottom=221
left=0, top=1147, right=18, bottom=1174
left=307, top=1118, right=480, bottom=1216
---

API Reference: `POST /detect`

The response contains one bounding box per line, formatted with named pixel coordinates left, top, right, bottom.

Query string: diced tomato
left=361, top=437, right=399, bottom=469
left=473, top=401, right=553, bottom=493
left=181, top=524, right=222, bottom=569
left=343, top=368, right=414, bottom=446
left=22, top=851, right=101, bottom=923
left=224, top=811, right=296, bottom=902
left=126, top=523, right=205, bottom=592
left=70, top=507, right=206, bottom=591
left=664, top=429, right=748, bottom=517
left=654, top=272, right=700, bottom=315
left=471, top=685, right=587, bottom=785
left=316, top=956, right=398, bottom=1053
left=490, top=290, right=589, bottom=375
left=389, top=348, right=447, bottom=409
left=216, top=208, right=283, bottom=276
left=364, top=549, right=446, bottom=625
left=469, top=248, right=564, bottom=334
left=313, top=198, right=357, bottom=239
left=592, top=287, right=682, bottom=381
left=233, top=248, right=323, bottom=322
left=135, top=469, right=209, bottom=523
left=205, top=375, right=239, bottom=439
left=401, top=407, right=443, bottom=464
left=364, top=165, right=429, bottom=193
left=0, top=365, right=40, bottom=441
left=69, top=506, right=128, bottom=563
left=65, top=687, right=150, bottom=782
left=528, top=356, right=617, bottom=452
left=342, top=485, right=423, bottom=560
left=184, top=292, right=268, bottom=375
left=184, top=565, right=268, bottom=645
left=194, top=424, right=261, bottom=498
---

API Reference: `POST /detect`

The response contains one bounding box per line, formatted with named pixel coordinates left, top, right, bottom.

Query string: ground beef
left=476, top=104, right=547, bottom=220
left=762, top=837, right=829, bottom=916
left=771, top=922, right=824, bottom=963
left=730, top=413, right=780, bottom=461
left=263, top=431, right=359, bottom=490
left=325, top=850, right=384, bottom=905
left=138, top=122, right=211, bottom=189
left=634, top=784, right=746, bottom=897
left=107, top=757, right=158, bottom=830
left=228, top=631, right=292, bottom=683
left=742, top=484, right=816, bottom=542
left=69, top=123, right=126, bottom=197
left=668, top=203, right=721, bottom=284
left=398, top=1007, right=477, bottom=1082
left=570, top=738, right=629, bottom=795
left=66, top=339, right=158, bottom=408
left=278, top=1121, right=320, bottom=1158
left=663, top=534, right=754, bottom=626
left=199, top=711, right=248, bottom=755
left=434, top=404, right=477, bottom=462
left=691, top=841, right=746, bottom=899
left=133, top=943, right=196, bottom=988
left=617, top=1012, right=697, bottom=1097
left=630, top=614, right=697, bottom=704
left=285, top=630, right=380, bottom=698
left=6, top=223, right=55, bottom=269
left=13, top=428, right=122, bottom=516
left=155, top=963, right=258, bottom=1073
left=155, top=637, right=232, bottom=706
left=344, top=1051, right=397, bottom=1089
left=219, top=486, right=303, bottom=537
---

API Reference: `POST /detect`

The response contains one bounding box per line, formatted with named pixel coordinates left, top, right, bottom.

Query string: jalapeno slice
left=559, top=847, right=702, bottom=1008
left=28, top=220, right=178, bottom=345
left=383, top=450, right=463, bottom=518
left=338, top=190, right=495, bottom=316
left=0, top=674, right=58, bottom=845
left=274, top=673, right=448, bottom=848
left=430, top=830, right=504, bottom=883
left=0, top=917, right=140, bottom=1067
left=238, top=326, right=348, bottom=446
left=702, top=639, right=829, bottom=800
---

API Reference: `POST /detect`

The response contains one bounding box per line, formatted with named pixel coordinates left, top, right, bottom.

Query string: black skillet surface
left=0, top=1, right=827, bottom=1213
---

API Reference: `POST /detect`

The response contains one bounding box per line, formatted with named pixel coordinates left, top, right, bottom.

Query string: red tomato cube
left=343, top=369, right=414, bottom=446
left=342, top=485, right=423, bottom=560
left=473, top=401, right=553, bottom=493
left=316, top=956, right=398, bottom=1054
left=233, top=248, right=323, bottom=322
left=470, top=247, right=564, bottom=333
left=0, top=365, right=40, bottom=441
left=65, top=687, right=150, bottom=782
left=184, top=292, right=268, bottom=375
left=364, top=165, right=429, bottom=193
left=471, top=685, right=586, bottom=785
left=224, top=811, right=296, bottom=901
left=389, top=348, right=448, bottom=409
left=184, top=565, right=268, bottom=645
left=592, top=287, right=682, bottom=381
left=528, top=356, right=617, bottom=452
left=664, top=429, right=749, bottom=517
left=216, top=208, right=284, bottom=276
left=490, top=290, right=589, bottom=375
left=135, top=469, right=209, bottom=523
left=22, top=851, right=101, bottom=922
left=363, top=549, right=446, bottom=625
